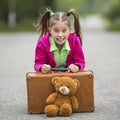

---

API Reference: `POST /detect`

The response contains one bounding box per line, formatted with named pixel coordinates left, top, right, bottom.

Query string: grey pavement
left=0, top=30, right=120, bottom=120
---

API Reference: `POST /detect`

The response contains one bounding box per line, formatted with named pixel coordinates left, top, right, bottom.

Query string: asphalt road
left=0, top=30, right=120, bottom=120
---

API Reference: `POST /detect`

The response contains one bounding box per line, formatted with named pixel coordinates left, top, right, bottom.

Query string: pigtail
left=67, top=9, right=83, bottom=45
left=35, top=8, right=51, bottom=37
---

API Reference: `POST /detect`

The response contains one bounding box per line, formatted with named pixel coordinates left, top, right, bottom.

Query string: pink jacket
left=34, top=33, right=85, bottom=72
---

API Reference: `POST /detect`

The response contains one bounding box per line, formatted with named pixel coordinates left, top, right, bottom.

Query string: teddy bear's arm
left=70, top=96, right=79, bottom=111
left=46, top=93, right=57, bottom=104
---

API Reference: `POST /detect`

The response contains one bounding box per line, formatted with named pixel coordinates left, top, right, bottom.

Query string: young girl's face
left=49, top=21, right=71, bottom=46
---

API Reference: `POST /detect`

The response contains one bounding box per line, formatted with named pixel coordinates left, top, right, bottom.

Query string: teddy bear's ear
left=51, top=77, right=60, bottom=85
left=74, top=79, right=80, bottom=88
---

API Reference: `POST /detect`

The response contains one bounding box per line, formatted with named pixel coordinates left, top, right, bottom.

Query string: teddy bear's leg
left=59, top=103, right=72, bottom=116
left=44, top=105, right=59, bottom=117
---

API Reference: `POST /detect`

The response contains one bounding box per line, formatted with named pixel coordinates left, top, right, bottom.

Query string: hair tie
left=50, top=12, right=54, bottom=17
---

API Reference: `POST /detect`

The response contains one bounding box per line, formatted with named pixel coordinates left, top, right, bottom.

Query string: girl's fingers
left=41, top=64, right=51, bottom=73
left=68, top=64, right=79, bottom=73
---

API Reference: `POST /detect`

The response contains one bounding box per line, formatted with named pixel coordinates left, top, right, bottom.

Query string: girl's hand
left=68, top=64, right=79, bottom=73
left=41, top=64, right=51, bottom=73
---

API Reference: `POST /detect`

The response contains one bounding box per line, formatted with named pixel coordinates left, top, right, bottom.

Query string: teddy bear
left=44, top=76, right=80, bottom=117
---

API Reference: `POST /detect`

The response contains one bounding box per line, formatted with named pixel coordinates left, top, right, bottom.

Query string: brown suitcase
left=26, top=70, right=95, bottom=114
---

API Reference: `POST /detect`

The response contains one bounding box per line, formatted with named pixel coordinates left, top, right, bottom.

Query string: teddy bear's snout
left=59, top=86, right=69, bottom=95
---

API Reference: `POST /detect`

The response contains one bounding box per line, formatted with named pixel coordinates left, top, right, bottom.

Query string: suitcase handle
left=51, top=68, right=68, bottom=72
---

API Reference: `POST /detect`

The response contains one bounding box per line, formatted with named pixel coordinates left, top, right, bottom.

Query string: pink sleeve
left=68, top=35, right=85, bottom=70
left=34, top=41, right=47, bottom=72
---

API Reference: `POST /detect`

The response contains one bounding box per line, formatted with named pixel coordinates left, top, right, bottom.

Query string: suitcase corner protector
left=27, top=112, right=33, bottom=115
left=26, top=72, right=30, bottom=77
left=26, top=72, right=34, bottom=78
left=89, top=107, right=95, bottom=112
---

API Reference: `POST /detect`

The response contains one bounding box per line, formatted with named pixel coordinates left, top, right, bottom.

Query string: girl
left=34, top=9, right=85, bottom=73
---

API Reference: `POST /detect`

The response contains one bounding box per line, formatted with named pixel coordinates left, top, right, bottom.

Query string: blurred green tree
left=104, top=0, right=120, bottom=22
left=16, top=0, right=55, bottom=21
left=0, top=0, right=8, bottom=22
left=0, top=0, right=55, bottom=23
left=0, top=0, right=119, bottom=28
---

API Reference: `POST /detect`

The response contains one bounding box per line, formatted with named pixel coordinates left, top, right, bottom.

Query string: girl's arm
left=67, top=34, right=85, bottom=71
left=34, top=40, right=48, bottom=72
left=71, top=36, right=85, bottom=70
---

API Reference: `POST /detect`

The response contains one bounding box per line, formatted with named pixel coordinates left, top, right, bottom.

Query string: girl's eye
left=54, top=30, right=59, bottom=33
left=62, top=29, right=67, bottom=32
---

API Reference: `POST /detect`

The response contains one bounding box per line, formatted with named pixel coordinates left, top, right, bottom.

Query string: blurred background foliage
left=0, top=0, right=120, bottom=32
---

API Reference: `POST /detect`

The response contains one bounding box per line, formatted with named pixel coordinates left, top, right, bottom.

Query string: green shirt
left=50, top=36, right=70, bottom=68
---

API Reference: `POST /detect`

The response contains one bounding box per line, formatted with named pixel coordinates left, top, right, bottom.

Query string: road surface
left=0, top=30, right=120, bottom=120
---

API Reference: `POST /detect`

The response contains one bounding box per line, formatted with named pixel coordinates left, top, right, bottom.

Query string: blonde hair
left=35, top=8, right=83, bottom=45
